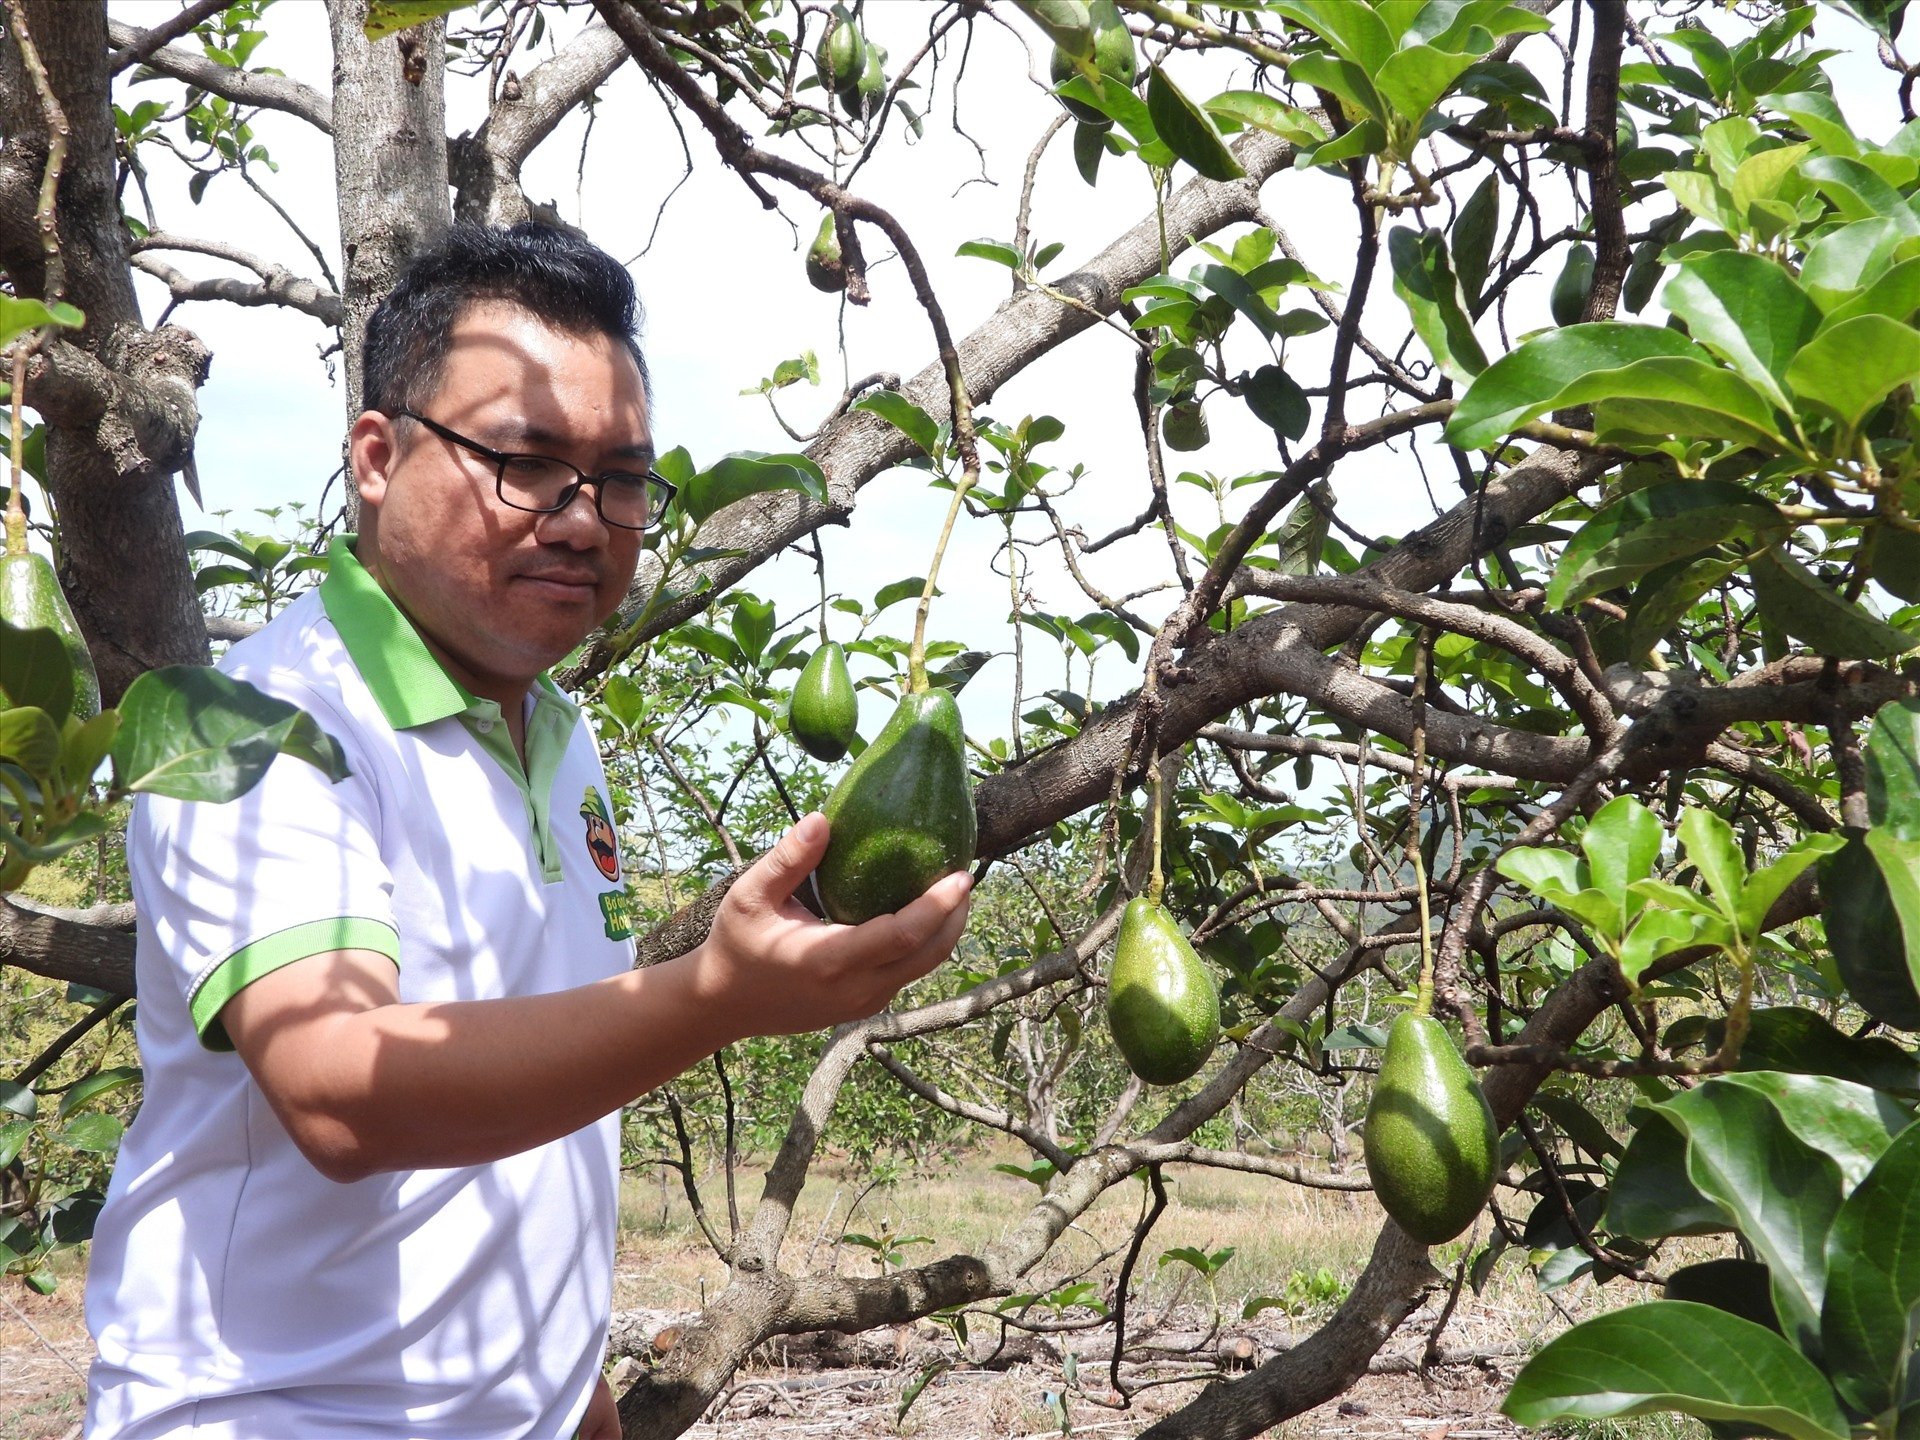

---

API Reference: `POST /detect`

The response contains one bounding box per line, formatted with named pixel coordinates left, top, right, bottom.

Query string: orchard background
left=8, top=1, right=1920, bottom=1436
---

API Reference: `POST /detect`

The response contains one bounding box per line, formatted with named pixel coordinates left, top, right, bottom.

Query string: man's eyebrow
left=502, top=422, right=655, bottom=466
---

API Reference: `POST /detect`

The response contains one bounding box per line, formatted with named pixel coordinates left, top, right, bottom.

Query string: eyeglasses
left=391, top=409, right=675, bottom=532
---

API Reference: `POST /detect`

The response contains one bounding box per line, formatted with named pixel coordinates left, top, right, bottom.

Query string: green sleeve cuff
left=193, top=917, right=401, bottom=1051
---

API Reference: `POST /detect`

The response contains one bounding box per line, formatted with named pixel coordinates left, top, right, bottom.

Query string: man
left=84, top=224, right=973, bottom=1439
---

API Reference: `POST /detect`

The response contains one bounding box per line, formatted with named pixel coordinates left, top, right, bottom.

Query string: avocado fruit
left=805, top=212, right=845, bottom=294
left=1550, top=243, right=1595, bottom=327
left=837, top=41, right=887, bottom=120
left=789, top=640, right=858, bottom=761
left=0, top=546, right=99, bottom=720
left=1362, top=1012, right=1498, bottom=1245
left=1162, top=399, right=1209, bottom=451
left=1106, top=897, right=1220, bottom=1086
left=1048, top=1, right=1135, bottom=128
left=816, top=688, right=975, bottom=924
left=815, top=16, right=867, bottom=91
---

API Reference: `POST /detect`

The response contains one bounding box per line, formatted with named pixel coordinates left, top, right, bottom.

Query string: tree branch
left=105, top=19, right=333, bottom=133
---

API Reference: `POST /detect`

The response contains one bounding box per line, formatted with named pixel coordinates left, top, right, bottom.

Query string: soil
left=1, top=1276, right=1531, bottom=1440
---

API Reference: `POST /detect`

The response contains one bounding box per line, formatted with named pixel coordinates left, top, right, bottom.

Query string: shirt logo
left=581, top=786, right=621, bottom=883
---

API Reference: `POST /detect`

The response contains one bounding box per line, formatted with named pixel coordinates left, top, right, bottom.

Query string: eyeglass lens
left=496, top=455, right=660, bottom=529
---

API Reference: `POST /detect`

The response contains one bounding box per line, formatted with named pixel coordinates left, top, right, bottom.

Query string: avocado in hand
left=815, top=688, right=974, bottom=924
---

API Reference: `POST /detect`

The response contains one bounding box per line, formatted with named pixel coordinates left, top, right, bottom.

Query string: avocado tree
left=9, top=0, right=1920, bottom=1436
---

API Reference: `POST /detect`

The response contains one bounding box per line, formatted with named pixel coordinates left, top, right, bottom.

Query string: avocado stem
left=6, top=347, right=26, bottom=557
left=1409, top=629, right=1435, bottom=1020
left=907, top=382, right=978, bottom=694
left=1147, top=755, right=1166, bottom=905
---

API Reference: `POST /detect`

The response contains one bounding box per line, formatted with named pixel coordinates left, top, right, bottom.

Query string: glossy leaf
left=1452, top=173, right=1499, bottom=305
left=1554, top=356, right=1787, bottom=449
left=1245, top=365, right=1310, bottom=441
left=854, top=392, right=939, bottom=456
left=1749, top=546, right=1916, bottom=659
left=362, top=0, right=476, bottom=41
left=1786, top=313, right=1920, bottom=432
left=1822, top=1119, right=1920, bottom=1416
left=1387, top=226, right=1487, bottom=383
left=1145, top=66, right=1243, bottom=181
left=1678, top=808, right=1745, bottom=919
left=0, top=620, right=74, bottom=725
left=1868, top=697, right=1920, bottom=840
left=1545, top=480, right=1783, bottom=611
left=1503, top=1301, right=1849, bottom=1440
left=1446, top=324, right=1703, bottom=450
left=1719, top=1007, right=1920, bottom=1095
left=111, top=667, right=350, bottom=803
left=1579, top=795, right=1663, bottom=935
left=0, top=707, right=60, bottom=782
left=1660, top=252, right=1821, bottom=411
left=677, top=453, right=830, bottom=526
left=1823, top=829, right=1920, bottom=1031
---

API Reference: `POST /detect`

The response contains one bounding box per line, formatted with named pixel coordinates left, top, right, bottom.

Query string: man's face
left=350, top=301, right=651, bottom=703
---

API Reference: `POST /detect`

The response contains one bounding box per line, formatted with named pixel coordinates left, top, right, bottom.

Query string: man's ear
left=349, top=411, right=398, bottom=509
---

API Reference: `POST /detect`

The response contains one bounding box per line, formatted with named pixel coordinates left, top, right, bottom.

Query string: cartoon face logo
left=580, top=787, right=621, bottom=883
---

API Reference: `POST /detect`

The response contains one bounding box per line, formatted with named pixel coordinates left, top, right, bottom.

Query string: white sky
left=99, top=0, right=1899, bottom=749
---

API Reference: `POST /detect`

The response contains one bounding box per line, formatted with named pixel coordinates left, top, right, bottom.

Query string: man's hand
left=577, top=1373, right=619, bottom=1440
left=689, top=811, right=972, bottom=1036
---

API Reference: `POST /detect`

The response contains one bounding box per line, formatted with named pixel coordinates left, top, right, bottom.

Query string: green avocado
left=837, top=41, right=888, bottom=120
left=816, top=688, right=975, bottom=924
left=789, top=640, right=858, bottom=760
left=0, top=548, right=99, bottom=720
left=1161, top=399, right=1209, bottom=451
left=1550, top=242, right=1595, bottom=327
left=1048, top=2, right=1135, bottom=128
left=815, top=16, right=867, bottom=91
left=805, top=212, right=845, bottom=294
left=1106, top=897, right=1220, bottom=1086
left=1362, top=1012, right=1498, bottom=1245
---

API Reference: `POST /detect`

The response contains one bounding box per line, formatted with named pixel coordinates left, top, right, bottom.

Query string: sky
left=98, top=0, right=1900, bottom=754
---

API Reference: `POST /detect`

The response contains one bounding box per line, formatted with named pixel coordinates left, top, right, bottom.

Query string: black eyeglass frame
left=390, top=408, right=676, bottom=533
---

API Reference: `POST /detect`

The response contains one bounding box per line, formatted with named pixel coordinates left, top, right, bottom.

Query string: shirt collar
left=317, top=534, right=577, bottom=732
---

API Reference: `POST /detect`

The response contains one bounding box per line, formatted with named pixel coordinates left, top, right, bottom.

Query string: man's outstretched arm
left=220, top=812, right=971, bottom=1182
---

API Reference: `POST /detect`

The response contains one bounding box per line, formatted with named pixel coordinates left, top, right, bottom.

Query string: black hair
left=359, top=222, right=649, bottom=416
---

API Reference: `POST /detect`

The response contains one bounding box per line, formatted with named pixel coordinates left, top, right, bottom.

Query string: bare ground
left=2, top=1274, right=1534, bottom=1440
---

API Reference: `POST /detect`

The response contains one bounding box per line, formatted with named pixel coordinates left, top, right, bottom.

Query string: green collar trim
left=319, top=535, right=470, bottom=730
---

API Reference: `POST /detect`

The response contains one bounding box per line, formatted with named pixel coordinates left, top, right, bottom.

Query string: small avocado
left=815, top=16, right=867, bottom=91
left=805, top=212, right=845, bottom=294
left=789, top=641, right=858, bottom=761
left=1106, top=897, right=1221, bottom=1085
left=0, top=547, right=99, bottom=720
left=816, top=688, right=975, bottom=924
left=1048, top=1, right=1135, bottom=128
left=1362, top=1012, right=1498, bottom=1245
left=1550, top=243, right=1595, bottom=327
left=1162, top=399, right=1210, bottom=452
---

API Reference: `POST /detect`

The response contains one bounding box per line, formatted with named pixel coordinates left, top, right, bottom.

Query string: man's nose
left=537, top=482, right=612, bottom=544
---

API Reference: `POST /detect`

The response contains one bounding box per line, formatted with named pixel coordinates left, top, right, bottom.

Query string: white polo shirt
left=85, top=538, right=640, bottom=1440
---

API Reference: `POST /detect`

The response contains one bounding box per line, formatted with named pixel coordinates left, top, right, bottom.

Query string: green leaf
left=362, top=0, right=476, bottom=42
left=1579, top=795, right=1663, bottom=931
left=1273, top=481, right=1331, bottom=576
left=1765, top=90, right=1861, bottom=160
left=1199, top=264, right=1285, bottom=337
left=854, top=392, right=939, bottom=456
left=956, top=238, right=1023, bottom=269
left=1803, top=155, right=1920, bottom=231
left=1545, top=480, right=1784, bottom=611
left=1748, top=546, right=1916, bottom=659
left=1146, top=66, right=1244, bottom=181
left=1452, top=173, right=1500, bottom=306
left=1274, top=0, right=1393, bottom=70
left=0, top=707, right=60, bottom=782
left=1786, top=314, right=1920, bottom=434
left=1502, top=1301, right=1850, bottom=1440
left=1736, top=833, right=1843, bottom=943
left=729, top=596, right=774, bottom=667
left=1660, top=253, right=1821, bottom=412
left=1557, top=356, right=1787, bottom=450
left=1724, top=1007, right=1920, bottom=1095
left=1662, top=1072, right=1905, bottom=1350
left=59, top=1112, right=122, bottom=1154
left=1244, top=365, right=1310, bottom=440
left=1619, top=908, right=1715, bottom=989
left=1823, top=830, right=1920, bottom=1031
left=1446, top=323, right=1703, bottom=450
left=0, top=295, right=84, bottom=352
left=55, top=1065, right=140, bottom=1121
left=1203, top=91, right=1325, bottom=147
left=1823, top=1118, right=1920, bottom=1416
left=1387, top=226, right=1487, bottom=383
left=1372, top=43, right=1481, bottom=131
left=1678, top=808, right=1745, bottom=918
left=0, top=620, right=74, bottom=724
left=1868, top=697, right=1920, bottom=840
left=677, top=453, right=829, bottom=526
left=110, top=668, right=350, bottom=802
left=1800, top=217, right=1909, bottom=303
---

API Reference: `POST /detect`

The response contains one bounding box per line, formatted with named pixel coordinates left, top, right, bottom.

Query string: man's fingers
left=853, top=869, right=972, bottom=966
left=734, top=812, right=829, bottom=910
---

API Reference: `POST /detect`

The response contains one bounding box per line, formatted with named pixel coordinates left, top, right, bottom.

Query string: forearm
left=270, top=951, right=738, bottom=1181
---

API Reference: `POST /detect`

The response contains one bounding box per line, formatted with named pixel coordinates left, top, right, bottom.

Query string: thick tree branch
left=106, top=0, right=230, bottom=75
left=131, top=250, right=343, bottom=327
left=106, top=18, right=334, bottom=133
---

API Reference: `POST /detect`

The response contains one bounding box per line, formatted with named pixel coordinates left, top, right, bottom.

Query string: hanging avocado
left=1048, top=1, right=1135, bottom=128
left=1362, top=1012, right=1498, bottom=1245
left=1106, top=897, right=1221, bottom=1085
left=1161, top=399, right=1209, bottom=451
left=814, top=14, right=867, bottom=91
left=805, top=212, right=845, bottom=294
left=1550, top=243, right=1595, bottom=327
left=815, top=688, right=974, bottom=924
left=838, top=41, right=887, bottom=120
left=789, top=641, right=858, bottom=761
left=1, top=515, right=99, bottom=719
